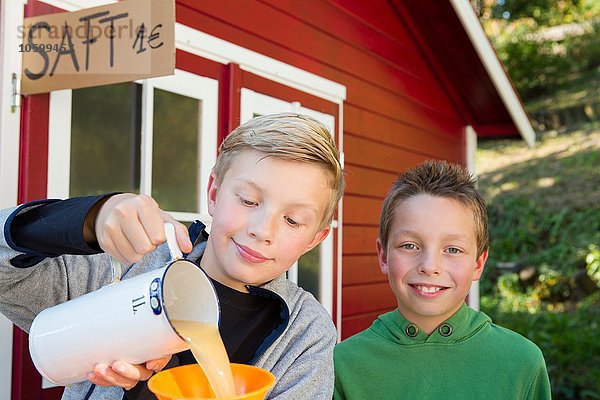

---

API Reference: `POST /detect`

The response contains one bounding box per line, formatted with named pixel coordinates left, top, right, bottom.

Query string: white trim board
left=465, top=125, right=480, bottom=311
left=0, top=1, right=27, bottom=397
left=0, top=0, right=25, bottom=208
left=450, top=0, right=536, bottom=147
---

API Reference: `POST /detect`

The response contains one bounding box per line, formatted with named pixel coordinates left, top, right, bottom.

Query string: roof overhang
left=449, top=0, right=535, bottom=147
left=395, top=0, right=536, bottom=146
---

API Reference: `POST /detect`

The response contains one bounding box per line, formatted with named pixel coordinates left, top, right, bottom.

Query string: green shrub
left=481, top=292, right=600, bottom=399
left=586, top=245, right=600, bottom=285
left=482, top=195, right=600, bottom=295
left=534, top=265, right=573, bottom=303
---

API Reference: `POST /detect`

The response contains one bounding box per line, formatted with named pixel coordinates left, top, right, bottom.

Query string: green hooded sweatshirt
left=334, top=304, right=551, bottom=399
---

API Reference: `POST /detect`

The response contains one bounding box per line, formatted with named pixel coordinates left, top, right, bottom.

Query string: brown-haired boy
left=0, top=113, right=344, bottom=399
left=334, top=160, right=551, bottom=399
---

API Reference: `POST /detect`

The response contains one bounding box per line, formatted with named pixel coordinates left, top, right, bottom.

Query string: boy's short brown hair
left=213, top=113, right=344, bottom=229
left=379, top=160, right=488, bottom=258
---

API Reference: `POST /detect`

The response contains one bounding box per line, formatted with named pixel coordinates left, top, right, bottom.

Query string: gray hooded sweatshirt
left=0, top=204, right=336, bottom=399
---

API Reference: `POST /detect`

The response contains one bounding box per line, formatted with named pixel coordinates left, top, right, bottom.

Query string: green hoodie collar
left=375, top=303, right=491, bottom=345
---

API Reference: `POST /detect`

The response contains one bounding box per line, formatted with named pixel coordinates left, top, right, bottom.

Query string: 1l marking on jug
left=132, top=295, right=145, bottom=314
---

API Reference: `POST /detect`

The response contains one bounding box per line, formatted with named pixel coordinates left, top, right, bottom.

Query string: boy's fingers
left=95, top=194, right=161, bottom=262
left=121, top=222, right=159, bottom=259
left=137, top=197, right=169, bottom=245
left=111, top=360, right=154, bottom=382
left=88, top=363, right=138, bottom=390
left=88, top=372, right=135, bottom=390
left=95, top=193, right=188, bottom=264
left=175, top=225, right=193, bottom=254
left=145, top=354, right=172, bottom=372
left=161, top=212, right=193, bottom=253
left=97, top=235, right=130, bottom=267
left=103, top=228, right=143, bottom=266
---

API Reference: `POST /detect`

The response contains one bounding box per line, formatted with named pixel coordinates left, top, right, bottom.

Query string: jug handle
left=110, top=256, right=122, bottom=283
left=109, top=223, right=183, bottom=283
left=164, top=222, right=183, bottom=260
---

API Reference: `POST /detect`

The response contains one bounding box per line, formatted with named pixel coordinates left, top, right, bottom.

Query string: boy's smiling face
left=201, top=150, right=332, bottom=291
left=377, top=194, right=488, bottom=334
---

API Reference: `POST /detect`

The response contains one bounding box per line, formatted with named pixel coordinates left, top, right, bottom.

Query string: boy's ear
left=472, top=248, right=489, bottom=281
left=304, top=226, right=331, bottom=253
left=206, top=173, right=218, bottom=216
left=376, top=238, right=389, bottom=274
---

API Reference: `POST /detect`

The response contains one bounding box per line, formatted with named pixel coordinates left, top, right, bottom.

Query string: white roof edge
left=449, top=0, right=536, bottom=147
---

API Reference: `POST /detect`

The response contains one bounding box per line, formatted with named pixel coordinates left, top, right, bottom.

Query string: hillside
left=475, top=128, right=600, bottom=400
left=476, top=128, right=600, bottom=282
left=477, top=129, right=600, bottom=210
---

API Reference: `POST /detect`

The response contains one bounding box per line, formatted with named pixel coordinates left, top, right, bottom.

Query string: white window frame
left=47, top=69, right=218, bottom=225
left=0, top=0, right=27, bottom=395
left=139, top=71, right=218, bottom=223
left=240, top=88, right=336, bottom=317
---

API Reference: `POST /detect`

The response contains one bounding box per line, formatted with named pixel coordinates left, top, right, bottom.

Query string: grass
left=476, top=128, right=600, bottom=399
left=525, top=69, right=600, bottom=113
left=477, top=129, right=600, bottom=209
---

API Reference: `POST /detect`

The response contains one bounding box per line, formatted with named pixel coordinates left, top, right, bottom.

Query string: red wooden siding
left=175, top=0, right=471, bottom=339
left=343, top=255, right=386, bottom=286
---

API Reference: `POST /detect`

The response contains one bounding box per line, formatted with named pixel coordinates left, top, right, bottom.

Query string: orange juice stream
left=171, top=320, right=236, bottom=398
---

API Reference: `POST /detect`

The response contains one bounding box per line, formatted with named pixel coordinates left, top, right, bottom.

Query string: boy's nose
left=248, top=210, right=275, bottom=244
left=418, top=252, right=441, bottom=275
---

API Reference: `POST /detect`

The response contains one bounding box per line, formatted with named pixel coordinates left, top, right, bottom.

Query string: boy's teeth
left=417, top=285, right=441, bottom=293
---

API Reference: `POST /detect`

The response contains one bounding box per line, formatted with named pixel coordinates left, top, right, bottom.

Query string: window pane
left=152, top=89, right=200, bottom=212
left=298, top=244, right=321, bottom=299
left=70, top=83, right=141, bottom=196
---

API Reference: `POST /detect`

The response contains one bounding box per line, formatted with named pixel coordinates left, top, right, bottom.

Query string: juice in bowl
left=148, top=320, right=275, bottom=400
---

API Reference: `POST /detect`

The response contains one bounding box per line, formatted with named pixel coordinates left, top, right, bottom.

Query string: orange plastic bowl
left=148, top=363, right=275, bottom=400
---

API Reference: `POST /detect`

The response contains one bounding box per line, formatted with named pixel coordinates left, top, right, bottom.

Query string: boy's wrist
left=83, top=195, right=113, bottom=245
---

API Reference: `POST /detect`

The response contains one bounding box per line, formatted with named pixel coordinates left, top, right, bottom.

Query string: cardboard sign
left=20, top=0, right=174, bottom=94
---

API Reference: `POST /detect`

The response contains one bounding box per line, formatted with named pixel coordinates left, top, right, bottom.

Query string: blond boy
left=334, top=160, right=551, bottom=400
left=0, top=113, right=344, bottom=400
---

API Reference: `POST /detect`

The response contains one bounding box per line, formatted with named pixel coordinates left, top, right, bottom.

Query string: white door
left=240, top=88, right=337, bottom=317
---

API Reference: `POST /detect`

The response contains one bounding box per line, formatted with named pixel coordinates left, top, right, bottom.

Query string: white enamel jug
left=28, top=223, right=219, bottom=386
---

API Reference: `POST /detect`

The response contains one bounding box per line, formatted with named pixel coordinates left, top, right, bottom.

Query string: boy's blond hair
left=379, top=160, right=488, bottom=258
left=213, top=113, right=344, bottom=229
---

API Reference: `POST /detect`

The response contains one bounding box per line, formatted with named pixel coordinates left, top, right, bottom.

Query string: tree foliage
left=474, top=0, right=600, bottom=101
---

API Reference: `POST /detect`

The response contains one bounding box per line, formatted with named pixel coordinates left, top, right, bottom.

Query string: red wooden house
left=0, top=0, right=534, bottom=398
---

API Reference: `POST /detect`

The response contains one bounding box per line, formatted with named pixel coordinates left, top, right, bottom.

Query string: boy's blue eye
left=447, top=247, right=461, bottom=254
left=400, top=243, right=417, bottom=250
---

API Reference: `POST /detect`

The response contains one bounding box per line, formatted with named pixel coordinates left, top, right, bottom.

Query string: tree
left=474, top=0, right=600, bottom=101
